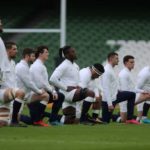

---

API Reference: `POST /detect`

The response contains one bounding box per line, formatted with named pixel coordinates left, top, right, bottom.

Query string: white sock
left=40, top=100, right=48, bottom=106
left=60, top=115, right=65, bottom=124
left=92, top=110, right=99, bottom=114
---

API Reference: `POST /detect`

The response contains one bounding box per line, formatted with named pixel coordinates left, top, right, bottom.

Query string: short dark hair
left=35, top=45, right=48, bottom=58
left=59, top=45, right=71, bottom=58
left=5, top=41, right=16, bottom=50
left=107, top=52, right=118, bottom=60
left=93, top=63, right=105, bottom=74
left=123, top=55, right=134, bottom=64
left=22, top=48, right=35, bottom=58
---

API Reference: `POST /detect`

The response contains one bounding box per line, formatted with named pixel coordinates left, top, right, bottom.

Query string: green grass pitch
left=0, top=123, right=150, bottom=150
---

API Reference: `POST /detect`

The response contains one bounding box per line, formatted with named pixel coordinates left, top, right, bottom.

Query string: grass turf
left=0, top=123, right=150, bottom=150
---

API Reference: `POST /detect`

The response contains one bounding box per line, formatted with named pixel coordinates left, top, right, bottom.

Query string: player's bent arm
left=49, top=63, right=68, bottom=91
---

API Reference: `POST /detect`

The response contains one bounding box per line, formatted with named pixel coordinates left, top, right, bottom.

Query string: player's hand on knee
left=140, top=92, right=150, bottom=100
left=108, top=105, right=114, bottom=112
left=38, top=89, right=45, bottom=95
left=52, top=92, right=58, bottom=100
left=144, top=93, right=150, bottom=99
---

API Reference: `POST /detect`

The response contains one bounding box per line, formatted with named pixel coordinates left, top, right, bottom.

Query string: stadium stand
left=1, top=0, right=150, bottom=74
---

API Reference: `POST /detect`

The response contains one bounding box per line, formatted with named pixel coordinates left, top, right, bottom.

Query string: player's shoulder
left=119, top=68, right=129, bottom=77
left=80, top=67, right=89, bottom=74
left=31, top=59, right=42, bottom=68
left=139, top=66, right=149, bottom=75
left=15, top=62, right=22, bottom=69
left=74, top=62, right=80, bottom=70
left=56, top=59, right=68, bottom=69
left=60, top=59, right=67, bottom=65
left=104, top=64, right=114, bottom=72
left=16, top=61, right=27, bottom=72
left=139, top=67, right=150, bottom=79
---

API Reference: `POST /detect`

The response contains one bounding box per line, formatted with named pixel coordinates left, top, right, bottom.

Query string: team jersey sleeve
left=16, top=65, right=41, bottom=94
left=49, top=62, right=68, bottom=91
left=30, top=65, right=54, bottom=93
left=78, top=70, right=91, bottom=88
left=135, top=74, right=148, bottom=93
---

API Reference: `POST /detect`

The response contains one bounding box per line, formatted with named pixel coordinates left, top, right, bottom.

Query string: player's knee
left=15, top=89, right=25, bottom=99
left=63, top=106, right=75, bottom=116
left=87, top=90, right=95, bottom=97
left=5, top=88, right=17, bottom=100
left=79, top=88, right=95, bottom=100
left=63, top=106, right=76, bottom=124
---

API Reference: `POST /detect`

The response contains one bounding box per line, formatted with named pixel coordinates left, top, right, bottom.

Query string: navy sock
left=50, top=93, right=64, bottom=122
left=38, top=102, right=47, bottom=120
left=28, top=102, right=41, bottom=122
left=80, top=101, right=92, bottom=122
left=11, top=100, right=22, bottom=123
left=43, top=112, right=51, bottom=118
left=143, top=103, right=150, bottom=116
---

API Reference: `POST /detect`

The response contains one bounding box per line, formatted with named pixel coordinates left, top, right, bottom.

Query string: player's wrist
left=52, top=90, right=57, bottom=95
left=38, top=89, right=43, bottom=94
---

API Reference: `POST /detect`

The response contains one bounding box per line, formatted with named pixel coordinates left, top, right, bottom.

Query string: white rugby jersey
left=50, top=59, right=80, bottom=91
left=101, top=63, right=119, bottom=106
left=15, top=60, right=41, bottom=94
left=135, top=66, right=150, bottom=93
left=30, top=59, right=54, bottom=93
left=0, top=37, right=10, bottom=73
left=119, top=67, right=135, bottom=91
left=1, top=59, right=17, bottom=89
left=79, top=67, right=99, bottom=97
left=0, top=37, right=10, bottom=86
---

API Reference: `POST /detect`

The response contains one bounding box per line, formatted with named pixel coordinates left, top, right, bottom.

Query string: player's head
left=0, top=19, right=3, bottom=33
left=5, top=41, right=17, bottom=59
left=22, top=48, right=35, bottom=63
left=91, top=63, right=105, bottom=79
left=123, top=55, right=135, bottom=70
left=59, top=45, right=77, bottom=61
left=107, top=52, right=119, bottom=66
left=35, top=45, right=49, bottom=61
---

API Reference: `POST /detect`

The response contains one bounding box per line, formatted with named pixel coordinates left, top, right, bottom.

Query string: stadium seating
left=2, top=2, right=150, bottom=75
